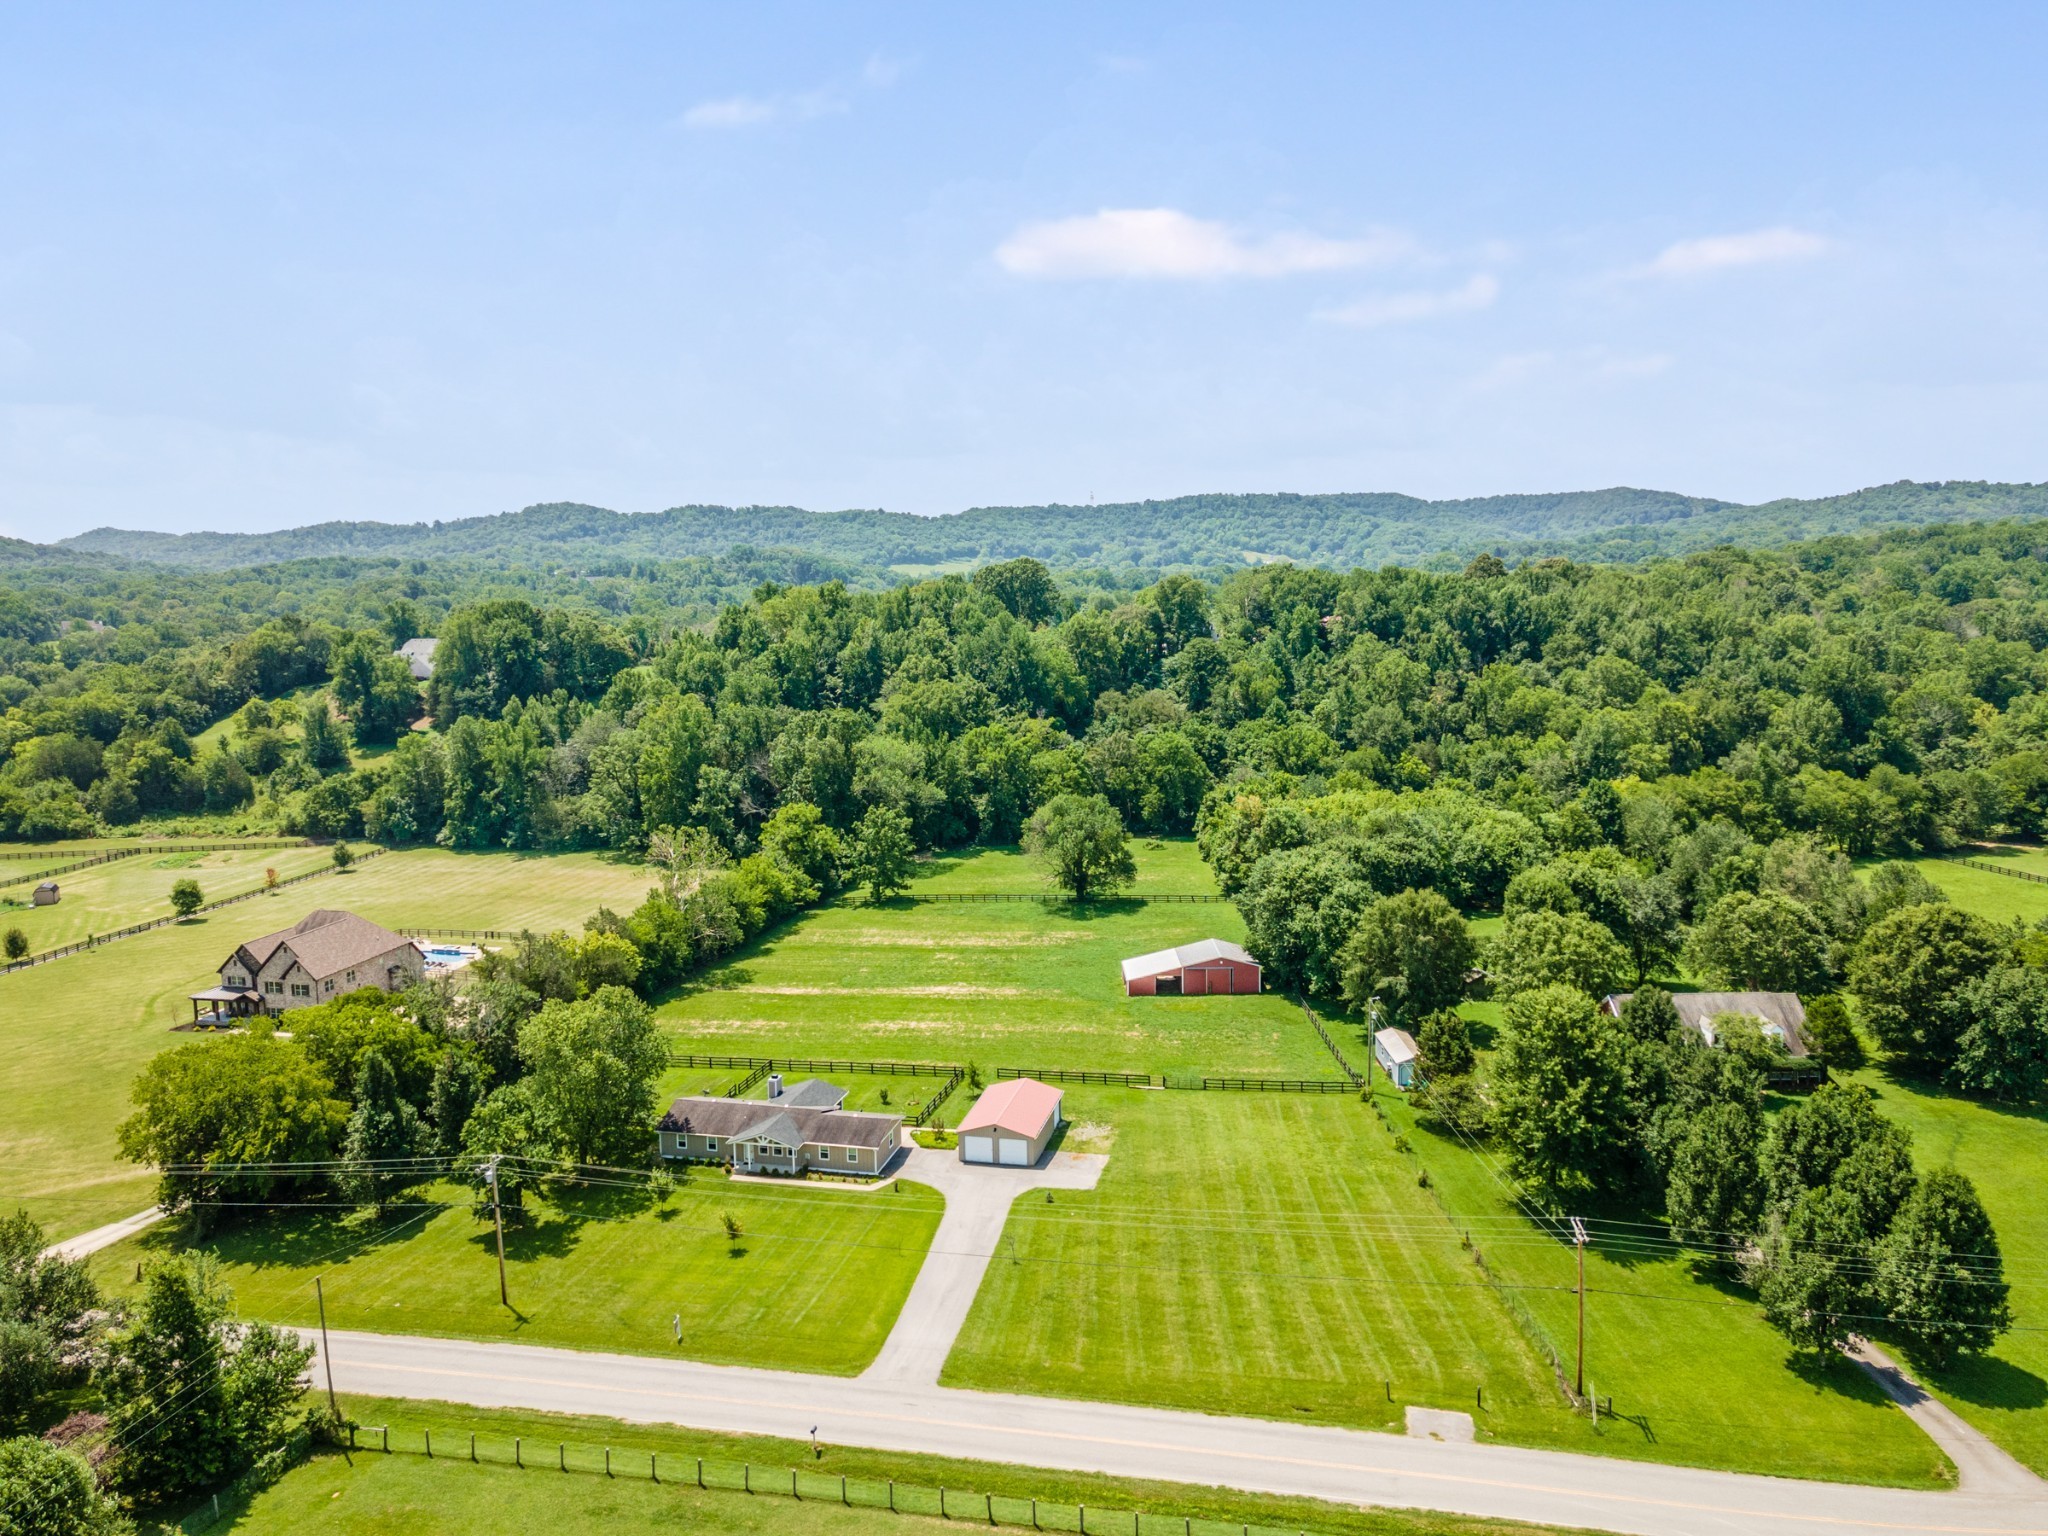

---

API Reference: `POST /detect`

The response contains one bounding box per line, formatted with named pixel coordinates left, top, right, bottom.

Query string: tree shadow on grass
left=1863, top=1063, right=2048, bottom=1129
left=1786, top=1349, right=1908, bottom=1411
left=155, top=1201, right=457, bottom=1273
left=1896, top=1345, right=2048, bottom=1412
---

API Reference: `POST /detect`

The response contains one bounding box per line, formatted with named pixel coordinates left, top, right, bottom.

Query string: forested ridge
left=52, top=477, right=2048, bottom=576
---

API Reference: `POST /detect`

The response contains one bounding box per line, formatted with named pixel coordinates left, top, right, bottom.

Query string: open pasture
left=1375, top=1085, right=1953, bottom=1487
left=0, top=842, right=333, bottom=950
left=0, top=847, right=655, bottom=1240
left=942, top=1088, right=1568, bottom=1441
left=659, top=897, right=1329, bottom=1080
left=94, top=1174, right=943, bottom=1374
left=907, top=837, right=1220, bottom=897
left=1898, top=856, right=2048, bottom=925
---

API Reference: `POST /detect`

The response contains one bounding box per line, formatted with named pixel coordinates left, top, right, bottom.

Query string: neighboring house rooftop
left=1374, top=1027, right=1420, bottom=1065
left=958, top=1078, right=1063, bottom=1137
left=232, top=909, right=418, bottom=983
left=657, top=1097, right=902, bottom=1150
left=773, top=1077, right=848, bottom=1110
left=396, top=636, right=439, bottom=679
left=1119, top=938, right=1256, bottom=982
left=1603, top=991, right=1810, bottom=1058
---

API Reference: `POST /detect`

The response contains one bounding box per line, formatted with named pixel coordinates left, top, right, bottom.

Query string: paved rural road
left=312, top=1328, right=2048, bottom=1536
left=862, top=1146, right=1106, bottom=1385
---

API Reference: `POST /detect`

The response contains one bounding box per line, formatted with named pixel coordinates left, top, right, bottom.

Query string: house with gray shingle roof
left=657, top=1078, right=902, bottom=1178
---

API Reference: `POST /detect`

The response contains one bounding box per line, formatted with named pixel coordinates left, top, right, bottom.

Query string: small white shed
left=1373, top=1027, right=1421, bottom=1090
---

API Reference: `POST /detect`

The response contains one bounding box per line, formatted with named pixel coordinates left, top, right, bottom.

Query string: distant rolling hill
left=52, top=479, right=2048, bottom=575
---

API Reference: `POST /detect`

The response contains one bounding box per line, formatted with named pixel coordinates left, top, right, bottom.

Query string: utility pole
left=315, top=1276, right=339, bottom=1416
left=487, top=1157, right=508, bottom=1306
left=1569, top=1215, right=1588, bottom=1399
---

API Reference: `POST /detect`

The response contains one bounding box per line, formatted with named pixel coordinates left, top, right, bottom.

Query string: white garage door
left=998, top=1137, right=1029, bottom=1166
left=963, top=1134, right=995, bottom=1163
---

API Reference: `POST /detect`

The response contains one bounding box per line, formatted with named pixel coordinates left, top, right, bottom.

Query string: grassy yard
left=1897, top=856, right=2048, bottom=925
left=94, top=1175, right=943, bottom=1374
left=907, top=838, right=1220, bottom=896
left=0, top=848, right=656, bottom=1240
left=650, top=1063, right=959, bottom=1118
left=217, top=1395, right=1603, bottom=1536
left=0, top=843, right=334, bottom=950
left=1373, top=1079, right=1952, bottom=1487
left=1844, top=1067, right=2048, bottom=1476
left=943, top=1086, right=1568, bottom=1441
left=660, top=862, right=1324, bottom=1081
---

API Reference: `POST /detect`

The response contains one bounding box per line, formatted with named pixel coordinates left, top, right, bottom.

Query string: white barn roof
left=1120, top=938, right=1256, bottom=983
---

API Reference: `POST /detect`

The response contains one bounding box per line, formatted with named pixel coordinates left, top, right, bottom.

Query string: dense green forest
left=50, top=478, right=2048, bottom=577
left=7, top=515, right=2048, bottom=863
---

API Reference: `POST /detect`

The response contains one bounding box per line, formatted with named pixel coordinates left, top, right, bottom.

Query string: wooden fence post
left=515, top=1437, right=522, bottom=1467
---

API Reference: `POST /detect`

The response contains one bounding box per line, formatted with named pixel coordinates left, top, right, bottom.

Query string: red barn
left=1120, top=938, right=1262, bottom=997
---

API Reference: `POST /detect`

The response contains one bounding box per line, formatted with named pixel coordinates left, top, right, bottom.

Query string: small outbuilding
left=1120, top=938, right=1261, bottom=997
left=958, top=1077, right=1064, bottom=1167
left=1373, top=1027, right=1421, bottom=1090
left=31, top=882, right=59, bottom=906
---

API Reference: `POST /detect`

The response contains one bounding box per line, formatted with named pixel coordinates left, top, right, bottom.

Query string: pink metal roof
left=958, top=1077, right=1063, bottom=1137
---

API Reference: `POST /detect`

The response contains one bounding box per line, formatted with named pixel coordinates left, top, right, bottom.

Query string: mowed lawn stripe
left=661, top=896, right=1326, bottom=1078
left=942, top=1090, right=1562, bottom=1435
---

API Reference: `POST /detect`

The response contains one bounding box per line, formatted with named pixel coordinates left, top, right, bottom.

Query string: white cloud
left=995, top=208, right=1408, bottom=280
left=1643, top=226, right=1829, bottom=277
left=1316, top=274, right=1499, bottom=328
left=680, top=90, right=845, bottom=129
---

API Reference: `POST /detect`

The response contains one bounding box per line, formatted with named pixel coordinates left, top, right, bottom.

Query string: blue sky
left=1, top=3, right=2044, bottom=538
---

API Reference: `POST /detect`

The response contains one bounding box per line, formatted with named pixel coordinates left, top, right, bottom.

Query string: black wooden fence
left=1299, top=998, right=1367, bottom=1087
left=0, top=846, right=388, bottom=978
left=1960, top=857, right=2048, bottom=885
left=996, top=1066, right=1158, bottom=1088
left=1200, top=1077, right=1354, bottom=1093
left=0, top=838, right=320, bottom=890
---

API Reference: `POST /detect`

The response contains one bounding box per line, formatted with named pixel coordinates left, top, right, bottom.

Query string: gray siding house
left=657, top=1078, right=902, bottom=1178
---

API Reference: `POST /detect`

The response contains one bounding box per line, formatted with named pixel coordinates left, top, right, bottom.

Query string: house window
left=224, top=974, right=245, bottom=988
left=705, top=1139, right=718, bottom=1154
left=290, top=983, right=311, bottom=998
left=846, top=1148, right=858, bottom=1163
left=346, top=970, right=357, bottom=984
left=323, top=980, right=334, bottom=993
left=263, top=981, right=283, bottom=995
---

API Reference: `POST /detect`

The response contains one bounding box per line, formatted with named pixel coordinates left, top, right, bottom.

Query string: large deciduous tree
left=1337, top=888, right=1473, bottom=1025
left=1875, top=1169, right=2012, bottom=1365
left=1486, top=910, right=1630, bottom=1001
left=1684, top=890, right=1833, bottom=994
left=1848, top=904, right=2009, bottom=1067
left=1490, top=984, right=1635, bottom=1199
left=515, top=987, right=667, bottom=1168
left=1023, top=792, right=1136, bottom=901
left=848, top=804, right=917, bottom=902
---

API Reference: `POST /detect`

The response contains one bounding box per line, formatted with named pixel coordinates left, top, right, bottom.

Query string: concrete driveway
left=863, top=1143, right=1105, bottom=1385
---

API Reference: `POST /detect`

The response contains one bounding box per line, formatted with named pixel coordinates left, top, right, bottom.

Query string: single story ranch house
left=957, top=1077, right=1063, bottom=1166
left=658, top=1076, right=902, bottom=1178
left=1120, top=938, right=1262, bottom=996
left=1601, top=991, right=1811, bottom=1056
left=189, top=908, right=425, bottom=1023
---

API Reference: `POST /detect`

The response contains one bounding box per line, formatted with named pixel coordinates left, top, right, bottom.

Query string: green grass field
left=942, top=1086, right=1568, bottom=1441
left=906, top=838, right=1220, bottom=896
left=0, top=848, right=656, bottom=1240
left=218, top=1395, right=1600, bottom=1536
left=660, top=896, right=1325, bottom=1081
left=93, top=1176, right=943, bottom=1375
left=1372, top=1079, right=1952, bottom=1487
left=0, top=843, right=334, bottom=950
left=1841, top=1068, right=2048, bottom=1475
left=1896, top=856, right=2048, bottom=925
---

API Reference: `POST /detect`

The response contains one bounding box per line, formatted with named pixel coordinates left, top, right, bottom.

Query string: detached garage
left=1120, top=938, right=1261, bottom=997
left=958, top=1078, right=1064, bottom=1167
